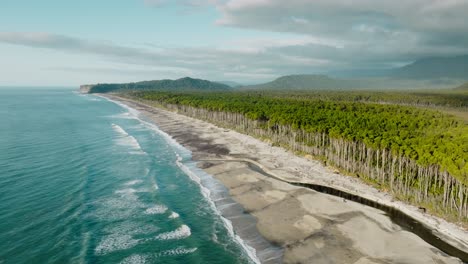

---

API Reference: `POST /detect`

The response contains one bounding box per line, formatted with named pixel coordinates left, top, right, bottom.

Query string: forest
left=125, top=90, right=468, bottom=222
left=265, top=90, right=468, bottom=109
left=84, top=77, right=230, bottom=93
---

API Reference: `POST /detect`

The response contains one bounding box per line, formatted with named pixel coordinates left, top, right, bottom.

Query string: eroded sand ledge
left=103, top=94, right=468, bottom=264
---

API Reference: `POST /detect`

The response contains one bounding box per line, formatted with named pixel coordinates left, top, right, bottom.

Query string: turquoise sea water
left=0, top=88, right=255, bottom=264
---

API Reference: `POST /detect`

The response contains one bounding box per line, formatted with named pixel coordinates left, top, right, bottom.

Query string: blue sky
left=1, top=0, right=467, bottom=86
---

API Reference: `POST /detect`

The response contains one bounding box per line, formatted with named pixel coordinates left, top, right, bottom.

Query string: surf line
left=198, top=157, right=468, bottom=262
left=98, top=94, right=262, bottom=264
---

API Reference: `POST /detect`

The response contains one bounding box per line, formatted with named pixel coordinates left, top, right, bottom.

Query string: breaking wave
left=101, top=96, right=261, bottom=264
left=95, top=234, right=140, bottom=256
left=169, top=212, right=180, bottom=219
left=155, top=225, right=191, bottom=240
left=155, top=247, right=197, bottom=257
left=112, top=123, right=145, bottom=155
left=144, top=204, right=168, bottom=215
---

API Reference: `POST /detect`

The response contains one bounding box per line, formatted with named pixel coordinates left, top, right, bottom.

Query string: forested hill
left=390, top=55, right=468, bottom=79
left=80, top=77, right=231, bottom=93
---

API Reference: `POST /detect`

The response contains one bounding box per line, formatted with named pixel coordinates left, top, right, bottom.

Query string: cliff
left=79, top=85, right=94, bottom=94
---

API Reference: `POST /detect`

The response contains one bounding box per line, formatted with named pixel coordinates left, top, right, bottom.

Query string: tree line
left=128, top=91, right=468, bottom=221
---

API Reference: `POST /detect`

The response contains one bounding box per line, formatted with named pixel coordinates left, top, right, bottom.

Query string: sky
left=1, top=0, right=468, bottom=86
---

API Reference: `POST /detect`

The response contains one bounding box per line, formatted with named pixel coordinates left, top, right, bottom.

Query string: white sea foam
left=124, top=180, right=143, bottom=186
left=109, top=112, right=138, bottom=120
left=77, top=93, right=101, bottom=101
left=104, top=222, right=159, bottom=236
left=102, top=197, right=142, bottom=209
left=114, top=135, right=141, bottom=150
left=175, top=158, right=261, bottom=264
left=119, top=254, right=149, bottom=264
left=150, top=177, right=159, bottom=191
left=105, top=98, right=188, bottom=155
left=155, top=247, right=197, bottom=257
left=115, top=187, right=150, bottom=195
left=169, top=212, right=179, bottom=219
left=155, top=225, right=191, bottom=240
left=90, top=190, right=147, bottom=221
left=101, top=96, right=261, bottom=263
left=111, top=123, right=145, bottom=155
left=102, top=98, right=141, bottom=117
left=144, top=204, right=168, bottom=215
left=76, top=93, right=100, bottom=102
left=112, top=123, right=129, bottom=136
left=113, top=188, right=142, bottom=202
left=115, top=188, right=137, bottom=195
left=95, top=234, right=140, bottom=255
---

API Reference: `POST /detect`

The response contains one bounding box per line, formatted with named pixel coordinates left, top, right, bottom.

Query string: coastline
left=100, top=94, right=281, bottom=263
left=102, top=93, right=468, bottom=263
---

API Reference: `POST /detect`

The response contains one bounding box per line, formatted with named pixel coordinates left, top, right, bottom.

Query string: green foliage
left=133, top=91, right=468, bottom=183
left=86, top=77, right=231, bottom=93
left=260, top=90, right=468, bottom=108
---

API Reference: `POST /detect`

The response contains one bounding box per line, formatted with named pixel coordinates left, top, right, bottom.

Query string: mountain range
left=390, top=55, right=468, bottom=79
left=81, top=55, right=468, bottom=93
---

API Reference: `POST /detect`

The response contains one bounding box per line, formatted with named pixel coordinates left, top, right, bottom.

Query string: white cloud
left=3, top=0, right=468, bottom=85
left=214, top=0, right=468, bottom=60
left=217, top=35, right=343, bottom=55
left=1, top=32, right=333, bottom=82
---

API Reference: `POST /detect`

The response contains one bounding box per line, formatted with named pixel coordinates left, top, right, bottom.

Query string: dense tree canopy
left=134, top=91, right=467, bottom=182
left=126, top=90, right=468, bottom=220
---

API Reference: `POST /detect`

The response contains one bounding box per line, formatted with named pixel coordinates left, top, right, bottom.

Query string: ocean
left=0, top=88, right=256, bottom=264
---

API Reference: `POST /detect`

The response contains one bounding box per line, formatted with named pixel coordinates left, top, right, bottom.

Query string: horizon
left=1, top=0, right=468, bottom=86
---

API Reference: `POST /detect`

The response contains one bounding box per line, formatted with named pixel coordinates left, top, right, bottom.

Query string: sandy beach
left=104, top=94, right=468, bottom=264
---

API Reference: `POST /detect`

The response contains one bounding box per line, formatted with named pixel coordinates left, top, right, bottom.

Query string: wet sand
left=103, top=94, right=468, bottom=264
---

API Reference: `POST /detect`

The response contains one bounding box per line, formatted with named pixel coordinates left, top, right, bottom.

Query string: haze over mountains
left=390, top=55, right=468, bottom=79
left=82, top=55, right=468, bottom=93
left=244, top=55, right=468, bottom=90
left=330, top=55, right=468, bottom=79
left=455, top=82, right=468, bottom=91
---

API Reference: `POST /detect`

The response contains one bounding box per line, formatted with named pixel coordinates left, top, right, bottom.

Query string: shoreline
left=102, top=93, right=468, bottom=263
left=100, top=94, right=281, bottom=263
left=176, top=157, right=283, bottom=264
left=199, top=157, right=468, bottom=260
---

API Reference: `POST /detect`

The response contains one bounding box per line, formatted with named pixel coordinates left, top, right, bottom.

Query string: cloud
left=2, top=0, right=467, bottom=86
left=4, top=1, right=466, bottom=85
left=141, top=0, right=468, bottom=72
left=0, top=32, right=335, bottom=82
left=0, top=32, right=161, bottom=59
left=217, top=0, right=468, bottom=33
left=215, top=0, right=468, bottom=61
